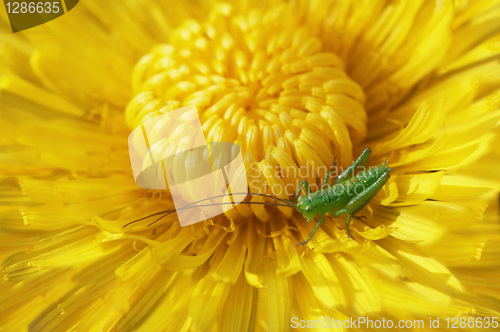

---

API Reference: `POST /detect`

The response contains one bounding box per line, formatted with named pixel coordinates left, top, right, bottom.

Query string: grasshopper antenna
left=123, top=192, right=296, bottom=228
left=140, top=201, right=293, bottom=227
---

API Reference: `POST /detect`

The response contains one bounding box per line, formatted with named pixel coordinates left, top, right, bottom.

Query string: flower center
left=125, top=3, right=367, bottom=186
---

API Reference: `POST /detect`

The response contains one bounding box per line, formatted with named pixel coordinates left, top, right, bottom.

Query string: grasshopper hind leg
left=345, top=213, right=355, bottom=240
left=338, top=168, right=391, bottom=239
left=293, top=180, right=311, bottom=203
left=322, top=159, right=337, bottom=189
left=334, top=147, right=371, bottom=184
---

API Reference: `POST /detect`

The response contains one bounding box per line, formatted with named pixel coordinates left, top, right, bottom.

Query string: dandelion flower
left=1, top=1, right=500, bottom=331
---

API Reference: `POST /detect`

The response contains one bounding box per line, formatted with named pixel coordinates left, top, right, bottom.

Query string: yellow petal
left=377, top=236, right=462, bottom=296
left=188, top=276, right=231, bottom=332
left=262, top=259, right=292, bottom=332
left=300, top=251, right=346, bottom=308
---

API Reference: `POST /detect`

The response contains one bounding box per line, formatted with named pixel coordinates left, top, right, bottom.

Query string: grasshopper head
left=296, top=196, right=316, bottom=220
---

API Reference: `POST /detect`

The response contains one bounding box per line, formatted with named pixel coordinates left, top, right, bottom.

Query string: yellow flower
left=1, top=1, right=500, bottom=331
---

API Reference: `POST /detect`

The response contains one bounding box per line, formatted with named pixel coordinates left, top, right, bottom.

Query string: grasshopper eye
left=305, top=206, right=312, bottom=212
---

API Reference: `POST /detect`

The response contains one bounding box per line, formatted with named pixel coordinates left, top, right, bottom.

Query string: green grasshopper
left=124, top=147, right=392, bottom=246
left=292, top=147, right=393, bottom=245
